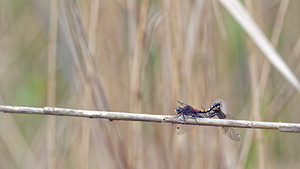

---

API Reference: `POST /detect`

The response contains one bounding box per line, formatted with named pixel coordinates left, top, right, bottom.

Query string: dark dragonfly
left=174, top=100, right=208, bottom=134
left=175, top=100, right=207, bottom=120
left=174, top=100, right=240, bottom=141
left=206, top=102, right=240, bottom=141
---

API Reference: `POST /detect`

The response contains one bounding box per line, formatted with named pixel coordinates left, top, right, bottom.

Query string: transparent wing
left=223, top=127, right=240, bottom=141
left=176, top=124, right=194, bottom=135
left=177, top=100, right=188, bottom=106
left=226, top=113, right=234, bottom=119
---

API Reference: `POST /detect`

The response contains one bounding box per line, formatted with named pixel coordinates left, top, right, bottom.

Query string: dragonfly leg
left=175, top=114, right=181, bottom=118
left=207, top=112, right=218, bottom=118
left=192, top=114, right=205, bottom=118
left=182, top=114, right=186, bottom=122
left=193, top=117, right=198, bottom=123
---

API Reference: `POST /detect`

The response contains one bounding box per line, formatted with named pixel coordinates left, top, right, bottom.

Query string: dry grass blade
left=47, top=0, right=58, bottom=168
left=260, top=0, right=290, bottom=98
left=65, top=0, right=110, bottom=110
left=219, top=0, right=300, bottom=92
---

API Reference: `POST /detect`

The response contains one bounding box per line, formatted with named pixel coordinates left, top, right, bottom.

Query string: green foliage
left=14, top=74, right=46, bottom=107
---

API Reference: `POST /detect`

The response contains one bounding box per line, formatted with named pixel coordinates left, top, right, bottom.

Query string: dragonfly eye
left=214, top=102, right=221, bottom=108
left=175, top=107, right=182, bottom=112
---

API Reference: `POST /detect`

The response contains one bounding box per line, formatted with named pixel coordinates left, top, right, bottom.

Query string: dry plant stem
left=129, top=0, right=149, bottom=168
left=219, top=0, right=300, bottom=92
left=260, top=0, right=290, bottom=98
left=67, top=0, right=110, bottom=110
left=47, top=0, right=58, bottom=168
left=1, top=105, right=300, bottom=133
left=79, top=0, right=100, bottom=168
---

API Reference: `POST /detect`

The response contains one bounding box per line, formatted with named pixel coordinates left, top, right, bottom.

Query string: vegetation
left=0, top=0, right=299, bottom=168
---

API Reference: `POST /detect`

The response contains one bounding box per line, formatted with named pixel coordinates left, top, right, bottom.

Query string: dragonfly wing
left=223, top=127, right=240, bottom=141
left=177, top=100, right=188, bottom=106
left=225, top=113, right=234, bottom=119
left=176, top=124, right=194, bottom=135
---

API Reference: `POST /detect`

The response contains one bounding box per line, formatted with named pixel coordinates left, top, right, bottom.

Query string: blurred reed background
left=0, top=0, right=300, bottom=168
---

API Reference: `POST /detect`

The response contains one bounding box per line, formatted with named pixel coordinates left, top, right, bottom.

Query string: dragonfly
left=174, top=100, right=209, bottom=134
left=175, top=100, right=207, bottom=120
left=206, top=102, right=241, bottom=141
left=174, top=100, right=240, bottom=141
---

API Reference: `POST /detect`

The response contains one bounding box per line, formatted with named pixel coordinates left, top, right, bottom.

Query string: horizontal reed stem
left=0, top=105, right=300, bottom=133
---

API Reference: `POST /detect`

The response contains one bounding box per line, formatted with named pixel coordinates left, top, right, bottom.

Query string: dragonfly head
left=175, top=107, right=183, bottom=114
left=213, top=102, right=222, bottom=109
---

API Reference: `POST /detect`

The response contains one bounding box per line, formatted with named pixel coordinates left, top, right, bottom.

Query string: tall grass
left=0, top=0, right=300, bottom=169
